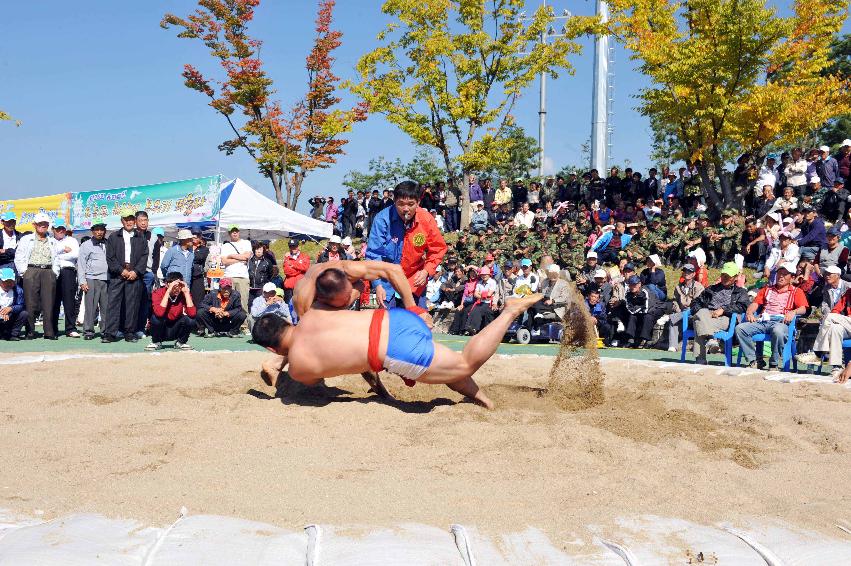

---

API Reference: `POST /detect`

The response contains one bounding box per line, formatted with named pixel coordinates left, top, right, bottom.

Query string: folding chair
left=680, top=310, right=739, bottom=366
left=735, top=316, right=798, bottom=372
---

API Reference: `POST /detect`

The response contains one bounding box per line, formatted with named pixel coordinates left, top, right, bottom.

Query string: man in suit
left=531, top=263, right=570, bottom=321
left=103, top=206, right=149, bottom=343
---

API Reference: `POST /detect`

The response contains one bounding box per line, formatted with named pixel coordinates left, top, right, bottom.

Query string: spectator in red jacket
left=282, top=238, right=311, bottom=303
left=147, top=272, right=196, bottom=351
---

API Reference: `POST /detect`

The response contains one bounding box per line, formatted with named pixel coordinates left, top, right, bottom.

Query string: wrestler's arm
left=339, top=260, right=415, bottom=309
left=293, top=263, right=331, bottom=317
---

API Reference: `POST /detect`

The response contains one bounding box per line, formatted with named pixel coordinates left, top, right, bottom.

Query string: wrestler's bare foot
left=361, top=371, right=395, bottom=400
left=260, top=362, right=281, bottom=388
left=505, top=294, right=544, bottom=315
left=469, top=390, right=495, bottom=410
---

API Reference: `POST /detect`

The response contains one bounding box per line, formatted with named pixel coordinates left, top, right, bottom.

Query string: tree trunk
left=460, top=171, right=470, bottom=229
left=696, top=162, right=723, bottom=211
left=287, top=173, right=304, bottom=211
left=269, top=169, right=285, bottom=207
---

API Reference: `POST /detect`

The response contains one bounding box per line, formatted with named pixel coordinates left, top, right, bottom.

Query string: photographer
left=308, top=196, right=326, bottom=220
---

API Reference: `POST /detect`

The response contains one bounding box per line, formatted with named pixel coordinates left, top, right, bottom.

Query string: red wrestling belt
left=367, top=308, right=385, bottom=373
left=406, top=305, right=427, bottom=316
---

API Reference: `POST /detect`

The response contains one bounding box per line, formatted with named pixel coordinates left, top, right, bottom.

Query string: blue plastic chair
left=735, top=316, right=798, bottom=372
left=680, top=309, right=739, bottom=366
left=815, top=338, right=851, bottom=374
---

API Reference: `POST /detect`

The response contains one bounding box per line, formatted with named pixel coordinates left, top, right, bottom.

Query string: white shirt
left=0, top=287, right=13, bottom=309
left=121, top=229, right=134, bottom=263
left=2, top=230, right=17, bottom=250
left=514, top=210, right=535, bottom=229
left=52, top=235, right=79, bottom=269
left=222, top=238, right=251, bottom=278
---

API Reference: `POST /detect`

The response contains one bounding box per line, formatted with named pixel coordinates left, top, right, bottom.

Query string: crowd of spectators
left=4, top=139, right=851, bottom=378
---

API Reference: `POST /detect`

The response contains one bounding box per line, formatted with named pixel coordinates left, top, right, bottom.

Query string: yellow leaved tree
left=351, top=0, right=598, bottom=227
left=608, top=0, right=850, bottom=208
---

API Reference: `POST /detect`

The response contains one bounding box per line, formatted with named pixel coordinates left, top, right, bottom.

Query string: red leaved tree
left=161, top=0, right=366, bottom=209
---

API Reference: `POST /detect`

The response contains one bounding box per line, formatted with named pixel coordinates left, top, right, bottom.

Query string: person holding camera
left=146, top=272, right=196, bottom=351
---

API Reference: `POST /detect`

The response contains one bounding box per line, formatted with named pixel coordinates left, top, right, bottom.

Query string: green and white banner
left=70, top=175, right=221, bottom=230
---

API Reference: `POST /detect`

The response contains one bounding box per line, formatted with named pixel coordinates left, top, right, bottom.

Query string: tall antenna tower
left=590, top=0, right=611, bottom=172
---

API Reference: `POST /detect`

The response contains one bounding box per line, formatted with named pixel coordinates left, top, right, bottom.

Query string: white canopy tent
left=213, top=178, right=332, bottom=241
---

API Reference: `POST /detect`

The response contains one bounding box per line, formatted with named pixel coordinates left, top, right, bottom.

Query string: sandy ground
left=2, top=351, right=851, bottom=542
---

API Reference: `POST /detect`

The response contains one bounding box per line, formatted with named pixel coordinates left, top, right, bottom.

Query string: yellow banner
left=0, top=193, right=71, bottom=232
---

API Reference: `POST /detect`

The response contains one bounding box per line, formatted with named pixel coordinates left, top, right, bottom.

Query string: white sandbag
left=725, top=521, right=851, bottom=565
left=146, top=514, right=305, bottom=566
left=602, top=516, right=766, bottom=564
left=313, top=523, right=465, bottom=565
left=0, top=513, right=158, bottom=565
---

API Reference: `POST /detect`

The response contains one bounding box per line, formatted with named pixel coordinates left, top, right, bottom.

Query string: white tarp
left=215, top=178, right=332, bottom=240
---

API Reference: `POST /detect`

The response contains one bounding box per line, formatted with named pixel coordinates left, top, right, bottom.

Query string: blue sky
left=0, top=1, right=847, bottom=213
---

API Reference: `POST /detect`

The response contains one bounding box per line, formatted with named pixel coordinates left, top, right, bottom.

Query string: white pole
left=591, top=0, right=610, bottom=173
left=539, top=70, right=546, bottom=178
left=214, top=174, right=222, bottom=246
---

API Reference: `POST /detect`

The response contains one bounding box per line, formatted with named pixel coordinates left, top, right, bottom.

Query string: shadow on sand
left=246, top=372, right=456, bottom=414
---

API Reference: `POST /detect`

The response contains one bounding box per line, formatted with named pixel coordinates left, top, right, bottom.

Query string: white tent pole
left=214, top=174, right=223, bottom=246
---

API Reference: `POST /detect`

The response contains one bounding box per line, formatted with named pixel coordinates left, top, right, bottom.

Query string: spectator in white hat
left=764, top=230, right=800, bottom=283
left=666, top=263, right=705, bottom=352
left=533, top=263, right=570, bottom=320
left=796, top=265, right=851, bottom=380
left=14, top=212, right=60, bottom=340
left=736, top=261, right=808, bottom=370
left=248, top=282, right=290, bottom=333
left=318, top=235, right=350, bottom=263
left=640, top=254, right=667, bottom=298
left=817, top=145, right=839, bottom=190
left=592, top=268, right=612, bottom=303
left=159, top=229, right=195, bottom=287
left=575, top=250, right=598, bottom=294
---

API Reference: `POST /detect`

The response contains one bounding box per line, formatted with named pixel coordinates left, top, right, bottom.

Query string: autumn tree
left=0, top=110, right=19, bottom=126
left=351, top=0, right=597, bottom=228
left=477, top=124, right=539, bottom=181
left=608, top=0, right=851, bottom=209
left=161, top=0, right=365, bottom=209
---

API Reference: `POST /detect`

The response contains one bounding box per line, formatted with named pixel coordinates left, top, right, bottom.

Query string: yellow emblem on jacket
left=412, top=232, right=426, bottom=247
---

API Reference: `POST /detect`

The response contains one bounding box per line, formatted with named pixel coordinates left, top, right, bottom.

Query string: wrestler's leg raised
left=419, top=294, right=542, bottom=408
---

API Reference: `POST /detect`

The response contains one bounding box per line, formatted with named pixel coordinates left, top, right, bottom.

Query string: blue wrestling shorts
left=367, top=308, right=434, bottom=382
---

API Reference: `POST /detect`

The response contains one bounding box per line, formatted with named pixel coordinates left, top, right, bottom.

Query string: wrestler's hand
left=375, top=284, right=386, bottom=306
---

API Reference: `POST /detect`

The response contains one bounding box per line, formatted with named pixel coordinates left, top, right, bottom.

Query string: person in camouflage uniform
left=707, top=209, right=743, bottom=267
left=655, top=218, right=685, bottom=266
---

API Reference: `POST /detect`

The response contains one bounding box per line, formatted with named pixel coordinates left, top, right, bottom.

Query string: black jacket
left=0, top=229, right=22, bottom=265
left=105, top=229, right=148, bottom=278
left=248, top=255, right=276, bottom=289
left=820, top=188, right=850, bottom=223
left=690, top=283, right=750, bottom=317
left=200, top=289, right=244, bottom=315
left=192, top=246, right=209, bottom=280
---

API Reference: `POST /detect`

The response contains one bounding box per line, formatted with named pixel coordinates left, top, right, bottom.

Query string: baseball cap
left=0, top=267, right=14, bottom=281
left=824, top=265, right=843, bottom=275
left=262, top=282, right=277, bottom=293
left=275, top=288, right=285, bottom=298
left=626, top=275, right=640, bottom=285
left=478, top=266, right=491, bottom=276
left=811, top=175, right=821, bottom=184
left=623, top=262, right=636, bottom=272
left=593, top=268, right=607, bottom=278
left=219, top=278, right=233, bottom=288
left=586, top=251, right=598, bottom=259
left=118, top=206, right=136, bottom=218
left=288, top=238, right=300, bottom=247
left=820, top=145, right=830, bottom=153
left=90, top=218, right=107, bottom=229
left=341, top=236, right=352, bottom=247
left=520, top=258, right=532, bottom=267
left=176, top=228, right=192, bottom=240
left=836, top=177, right=846, bottom=186
left=52, top=218, right=66, bottom=229
left=227, top=224, right=240, bottom=232
left=329, top=235, right=341, bottom=244
left=828, top=226, right=842, bottom=237
left=485, top=253, right=494, bottom=261
left=682, top=263, right=696, bottom=272
left=842, top=139, right=851, bottom=147
left=153, top=227, right=166, bottom=237
left=777, top=261, right=798, bottom=274
left=1, top=212, right=17, bottom=222
left=548, top=264, right=562, bottom=274
left=720, top=262, right=739, bottom=277
left=33, top=212, right=51, bottom=225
